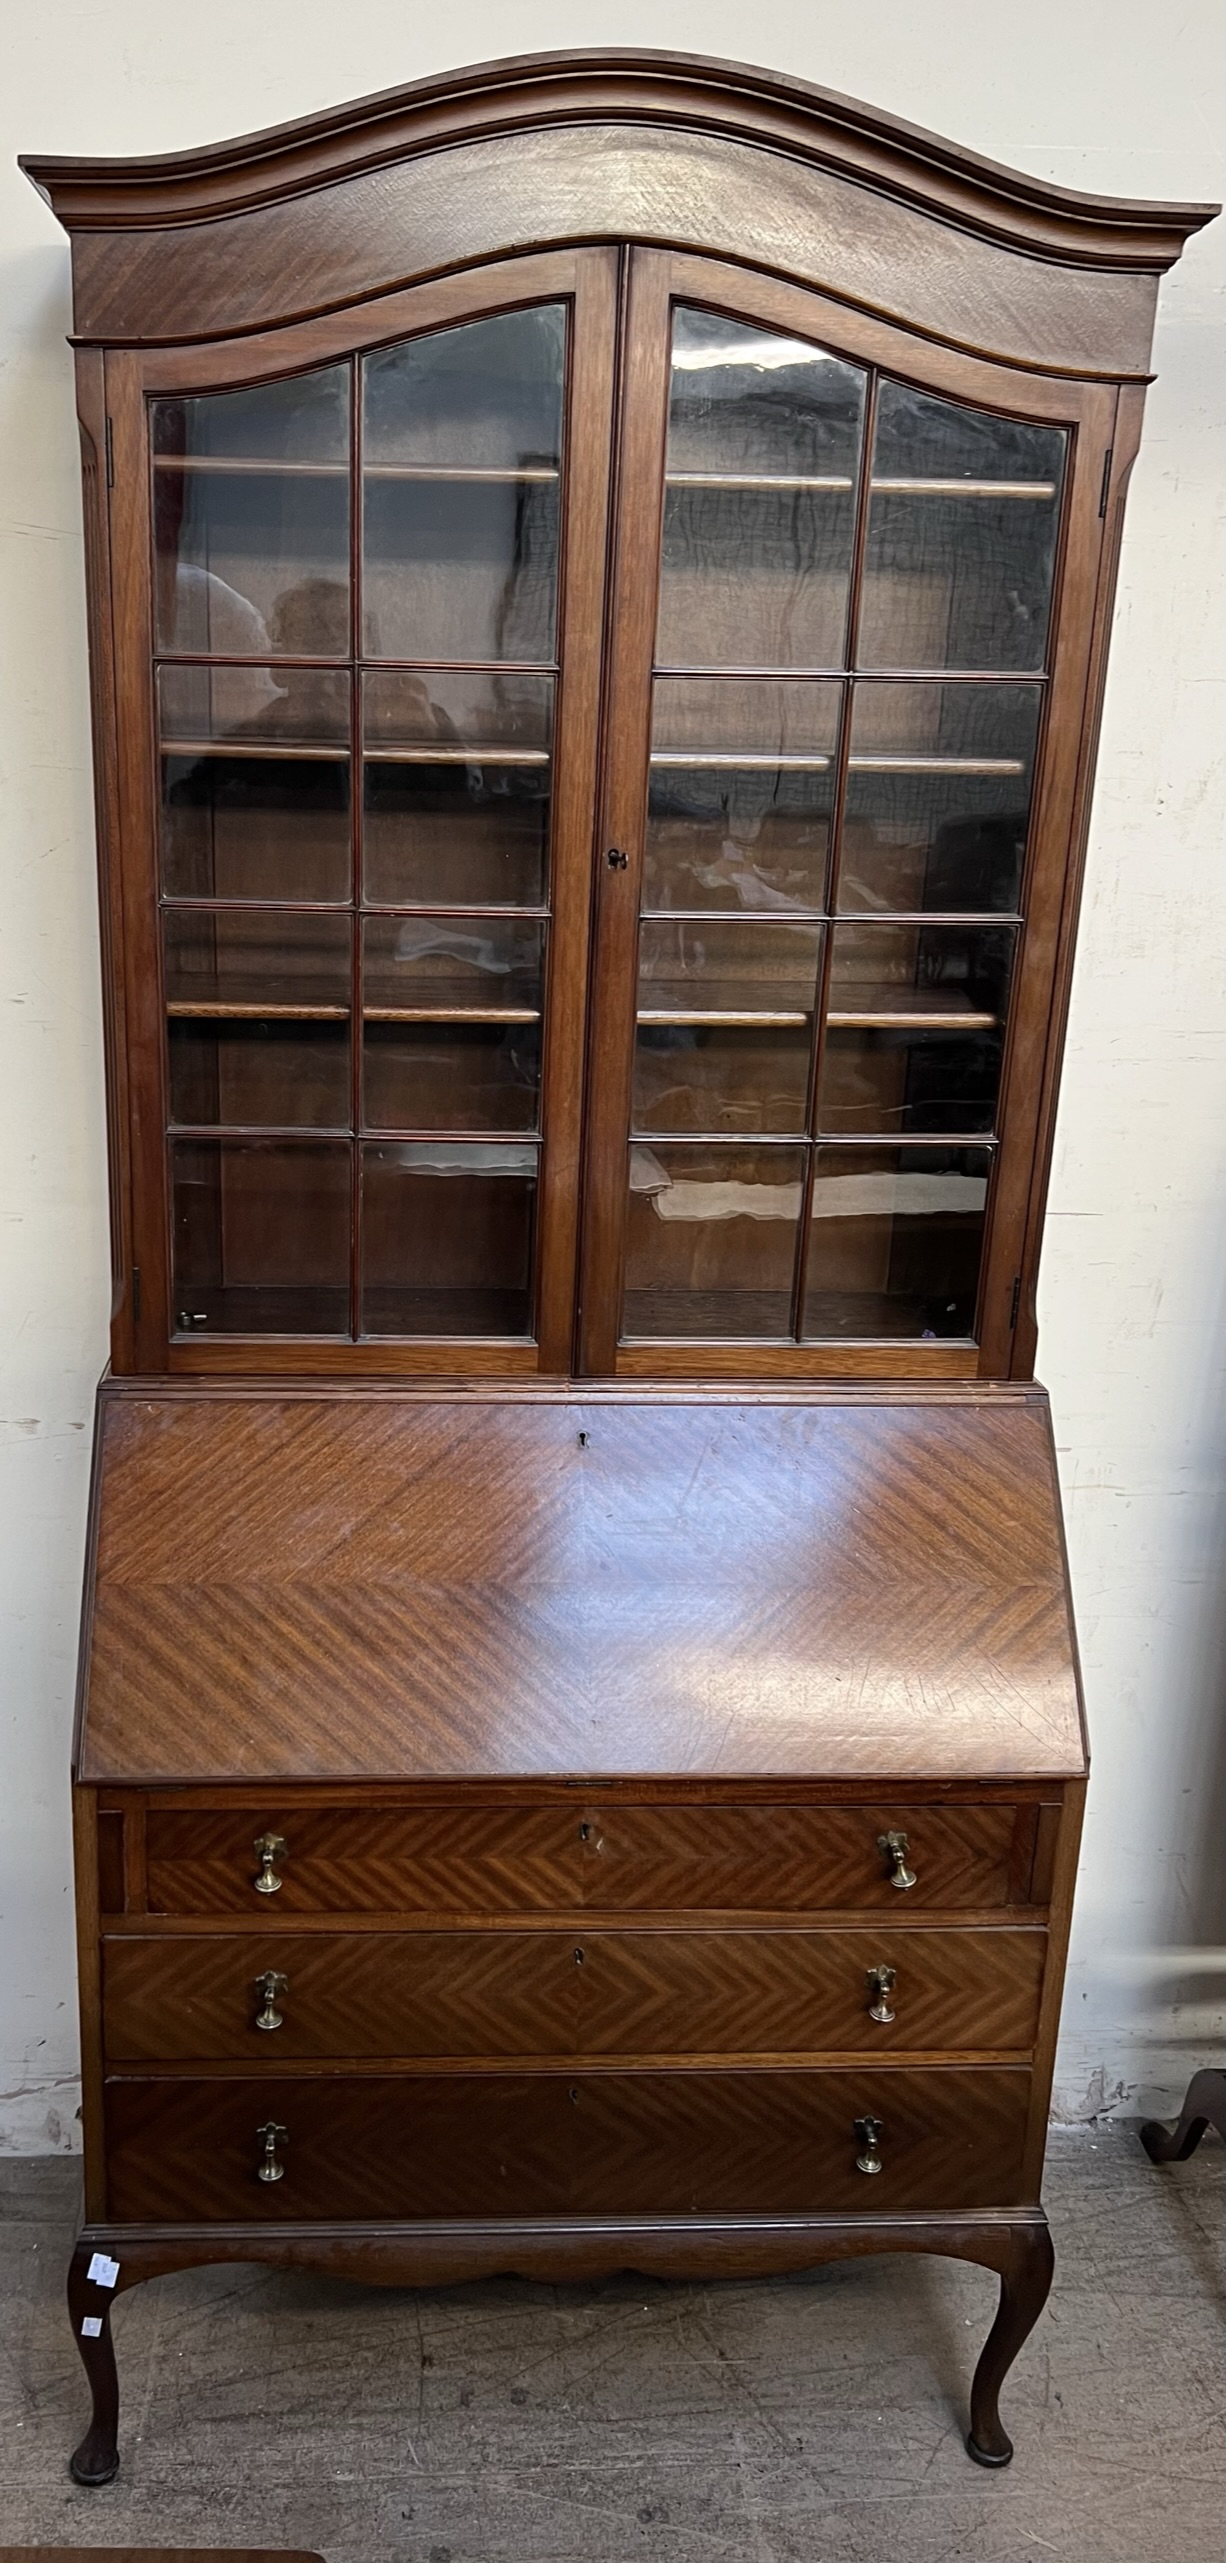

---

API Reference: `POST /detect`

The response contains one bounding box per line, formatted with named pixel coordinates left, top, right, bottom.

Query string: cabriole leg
left=966, top=2219, right=1055, bottom=2468
left=66, top=2239, right=120, bottom=2486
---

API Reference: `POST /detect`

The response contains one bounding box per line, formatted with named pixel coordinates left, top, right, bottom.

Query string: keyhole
left=579, top=1821, right=590, bottom=1841
left=574, top=1946, right=585, bottom=1965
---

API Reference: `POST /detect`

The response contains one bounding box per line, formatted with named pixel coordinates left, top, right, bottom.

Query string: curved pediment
left=22, top=50, right=1217, bottom=371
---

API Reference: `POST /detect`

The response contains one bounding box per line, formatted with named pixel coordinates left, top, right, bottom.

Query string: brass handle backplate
left=877, top=1829, right=917, bottom=1892
left=854, top=2114, right=884, bottom=2175
left=254, top=1970, right=288, bottom=2032
left=256, top=2121, right=287, bottom=2184
left=866, top=1963, right=897, bottom=2024
left=253, top=1833, right=286, bottom=1896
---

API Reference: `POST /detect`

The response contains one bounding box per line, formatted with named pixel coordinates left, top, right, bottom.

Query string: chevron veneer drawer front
left=143, top=1798, right=1035, bottom=1916
left=103, top=2065, right=1032, bottom=2221
left=102, top=1925, right=1047, bottom=2062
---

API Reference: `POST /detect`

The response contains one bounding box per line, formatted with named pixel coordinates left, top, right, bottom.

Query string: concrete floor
left=0, top=2129, right=1221, bottom=2562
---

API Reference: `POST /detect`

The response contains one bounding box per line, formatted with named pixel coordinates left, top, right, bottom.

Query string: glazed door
left=579, top=252, right=1115, bottom=1377
left=109, top=249, right=618, bottom=1372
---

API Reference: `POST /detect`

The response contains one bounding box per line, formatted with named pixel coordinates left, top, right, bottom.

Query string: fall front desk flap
left=76, top=1385, right=1085, bottom=1784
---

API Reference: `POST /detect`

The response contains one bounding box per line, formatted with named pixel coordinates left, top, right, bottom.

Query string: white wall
left=1, top=1, right=1222, bottom=2147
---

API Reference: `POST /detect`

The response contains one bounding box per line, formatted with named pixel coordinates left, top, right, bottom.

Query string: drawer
left=102, top=1925, right=1046, bottom=2061
left=144, top=1799, right=1031, bottom=1915
left=104, top=2065, right=1031, bottom=2220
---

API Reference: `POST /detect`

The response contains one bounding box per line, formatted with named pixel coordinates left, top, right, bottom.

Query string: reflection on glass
left=153, top=366, right=350, bottom=657
left=622, top=1143, right=806, bottom=1338
left=362, top=309, right=565, bottom=662
left=802, top=1145, right=991, bottom=1338
left=859, top=382, right=1066, bottom=672
left=164, top=910, right=351, bottom=1135
left=657, top=308, right=868, bottom=669
left=363, top=670, right=552, bottom=907
left=171, top=1137, right=350, bottom=1335
left=817, top=923, right=1016, bottom=1135
left=633, top=919, right=821, bottom=1136
left=837, top=682, right=1041, bottom=912
left=362, top=1141, right=537, bottom=1336
left=362, top=912, right=543, bottom=1135
left=159, top=664, right=351, bottom=903
left=644, top=678, right=840, bottom=911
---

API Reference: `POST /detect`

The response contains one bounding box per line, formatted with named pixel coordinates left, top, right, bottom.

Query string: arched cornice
left=22, top=47, right=1215, bottom=263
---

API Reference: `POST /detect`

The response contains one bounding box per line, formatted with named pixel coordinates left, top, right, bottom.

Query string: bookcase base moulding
left=22, top=47, right=1212, bottom=2485
left=68, top=1379, right=1083, bottom=2484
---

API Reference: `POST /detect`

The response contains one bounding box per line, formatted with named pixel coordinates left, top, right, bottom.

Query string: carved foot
left=66, top=2240, right=120, bottom=2485
left=1140, top=2068, right=1226, bottom=2165
left=965, top=2220, right=1054, bottom=2467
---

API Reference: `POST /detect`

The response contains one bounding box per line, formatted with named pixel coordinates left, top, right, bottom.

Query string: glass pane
left=159, top=665, right=350, bottom=902
left=817, top=923, right=1016, bottom=1135
left=657, top=309, right=867, bottom=670
left=168, top=1019, right=349, bottom=1131
left=363, top=670, right=552, bottom=906
left=645, top=678, right=840, bottom=911
left=362, top=309, right=565, bottom=662
left=165, top=911, right=351, bottom=1131
left=362, top=914, right=542, bottom=1136
left=803, top=1145, right=991, bottom=1338
left=163, top=909, right=351, bottom=1010
left=838, top=682, right=1041, bottom=913
left=634, top=920, right=821, bottom=1136
left=362, top=1141, right=537, bottom=1337
left=171, top=1138, right=350, bottom=1335
left=859, top=382, right=1066, bottom=672
left=153, top=366, right=350, bottom=656
left=623, top=1143, right=806, bottom=1339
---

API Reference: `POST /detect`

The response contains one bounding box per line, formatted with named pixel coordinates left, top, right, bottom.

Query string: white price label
left=87, top=2251, right=121, bottom=2288
left=80, top=2316, right=104, bottom=2338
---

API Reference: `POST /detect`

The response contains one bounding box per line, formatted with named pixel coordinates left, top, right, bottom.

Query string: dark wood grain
left=103, top=2064, right=1031, bottom=2220
left=101, top=1922, right=1045, bottom=2060
left=23, top=52, right=1215, bottom=367
left=78, top=1388, right=1084, bottom=1783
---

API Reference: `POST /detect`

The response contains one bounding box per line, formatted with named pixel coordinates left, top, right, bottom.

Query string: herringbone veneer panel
left=144, top=1799, right=1025, bottom=1915
left=103, top=2064, right=1031, bottom=2219
left=81, top=1392, right=1084, bottom=1781
left=102, top=1924, right=1045, bottom=2061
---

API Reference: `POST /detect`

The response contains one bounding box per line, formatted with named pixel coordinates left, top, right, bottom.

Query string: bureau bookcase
left=23, top=49, right=1213, bottom=2485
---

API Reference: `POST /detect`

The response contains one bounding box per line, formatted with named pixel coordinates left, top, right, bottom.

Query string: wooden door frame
left=100, top=246, right=620, bottom=1377
left=576, top=247, right=1117, bottom=1382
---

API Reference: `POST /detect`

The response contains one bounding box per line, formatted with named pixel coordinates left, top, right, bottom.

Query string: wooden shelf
left=154, top=455, right=558, bottom=483
left=364, top=746, right=551, bottom=765
left=827, top=984, right=998, bottom=1031
left=665, top=472, right=1055, bottom=499
left=364, top=1006, right=541, bottom=1024
left=166, top=1000, right=349, bottom=1020
left=650, top=753, right=1023, bottom=775
left=166, top=1001, right=540, bottom=1025
left=161, top=738, right=348, bottom=761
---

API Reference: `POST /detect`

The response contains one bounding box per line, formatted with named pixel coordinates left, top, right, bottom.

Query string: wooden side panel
left=103, top=2064, right=1031, bottom=2219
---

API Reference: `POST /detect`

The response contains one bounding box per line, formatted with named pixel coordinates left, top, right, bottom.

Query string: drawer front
left=103, top=1926, right=1046, bottom=2061
left=104, top=2066, right=1030, bottom=2221
left=144, top=1799, right=1027, bottom=1916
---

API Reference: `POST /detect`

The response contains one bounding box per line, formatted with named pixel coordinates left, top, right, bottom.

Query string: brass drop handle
left=866, top=1963, right=897, bottom=2024
left=253, top=1833, right=286, bottom=1896
left=877, top=1829, right=917, bottom=1892
left=256, top=2121, right=287, bottom=2184
left=854, top=2114, right=884, bottom=2176
left=254, top=1970, right=288, bottom=2032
